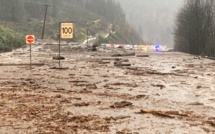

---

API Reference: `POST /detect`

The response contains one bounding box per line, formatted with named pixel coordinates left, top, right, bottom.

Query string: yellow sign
left=60, top=23, right=73, bottom=39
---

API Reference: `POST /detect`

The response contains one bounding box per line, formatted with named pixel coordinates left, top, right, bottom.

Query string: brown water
left=0, top=45, right=214, bottom=134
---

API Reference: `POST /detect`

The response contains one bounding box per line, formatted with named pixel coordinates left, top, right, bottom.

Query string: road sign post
left=58, top=29, right=61, bottom=68
left=58, top=22, right=73, bottom=68
left=30, top=43, right=32, bottom=69
left=26, top=35, right=35, bottom=70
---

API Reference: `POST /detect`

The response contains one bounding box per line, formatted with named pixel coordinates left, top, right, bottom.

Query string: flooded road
left=0, top=45, right=214, bottom=134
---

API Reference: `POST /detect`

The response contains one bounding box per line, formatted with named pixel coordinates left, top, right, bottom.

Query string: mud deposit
left=0, top=45, right=215, bottom=134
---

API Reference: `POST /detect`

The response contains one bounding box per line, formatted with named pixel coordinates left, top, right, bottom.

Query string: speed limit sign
left=60, top=22, right=73, bottom=39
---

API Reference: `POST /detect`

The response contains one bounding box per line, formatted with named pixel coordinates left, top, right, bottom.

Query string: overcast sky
left=116, top=0, right=183, bottom=46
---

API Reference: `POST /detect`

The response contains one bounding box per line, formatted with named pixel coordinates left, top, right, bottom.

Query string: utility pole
left=87, top=29, right=89, bottom=45
left=41, top=4, right=49, bottom=39
left=87, top=22, right=89, bottom=45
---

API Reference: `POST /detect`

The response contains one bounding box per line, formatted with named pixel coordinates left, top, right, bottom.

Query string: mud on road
left=0, top=45, right=215, bottom=134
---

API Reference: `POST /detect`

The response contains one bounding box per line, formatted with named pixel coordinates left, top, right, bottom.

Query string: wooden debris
left=105, top=116, right=131, bottom=122
left=208, top=117, right=215, bottom=120
left=111, top=52, right=135, bottom=57
left=69, top=80, right=88, bottom=83
left=139, top=109, right=175, bottom=119
left=80, top=89, right=93, bottom=93
left=108, top=82, right=138, bottom=87
left=120, top=52, right=135, bottom=57
left=74, top=102, right=90, bottom=107
left=99, top=60, right=111, bottom=64
left=116, top=129, right=132, bottom=134
left=151, top=84, right=166, bottom=89
left=204, top=121, right=215, bottom=127
left=111, top=54, right=122, bottom=57
left=196, top=85, right=202, bottom=89
left=136, top=94, right=148, bottom=99
left=114, top=62, right=131, bottom=67
left=88, top=59, right=102, bottom=62
left=87, top=83, right=98, bottom=89
left=186, top=64, right=195, bottom=67
left=54, top=94, right=62, bottom=98
left=136, top=54, right=149, bottom=57
left=188, top=102, right=204, bottom=106
left=127, top=69, right=186, bottom=76
left=52, top=56, right=65, bottom=60
left=101, top=58, right=122, bottom=61
left=201, top=127, right=210, bottom=133
left=110, top=101, right=133, bottom=108
left=138, top=109, right=190, bottom=119
left=115, top=58, right=129, bottom=62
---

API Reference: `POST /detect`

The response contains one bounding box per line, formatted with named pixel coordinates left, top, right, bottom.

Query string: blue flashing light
left=154, top=44, right=160, bottom=52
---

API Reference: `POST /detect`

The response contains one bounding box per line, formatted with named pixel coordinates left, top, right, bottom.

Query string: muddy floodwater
left=0, top=45, right=215, bottom=134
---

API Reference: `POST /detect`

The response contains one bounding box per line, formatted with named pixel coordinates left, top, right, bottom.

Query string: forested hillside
left=0, top=0, right=142, bottom=45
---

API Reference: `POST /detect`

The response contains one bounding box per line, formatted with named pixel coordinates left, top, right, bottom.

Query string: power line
left=24, top=1, right=47, bottom=6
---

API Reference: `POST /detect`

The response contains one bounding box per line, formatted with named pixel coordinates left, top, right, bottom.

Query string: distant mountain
left=116, top=0, right=183, bottom=46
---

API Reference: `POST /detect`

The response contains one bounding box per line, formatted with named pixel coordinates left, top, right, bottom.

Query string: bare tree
left=174, top=0, right=215, bottom=57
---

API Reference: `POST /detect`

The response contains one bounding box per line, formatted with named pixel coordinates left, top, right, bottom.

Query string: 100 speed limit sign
left=60, top=22, right=73, bottom=39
